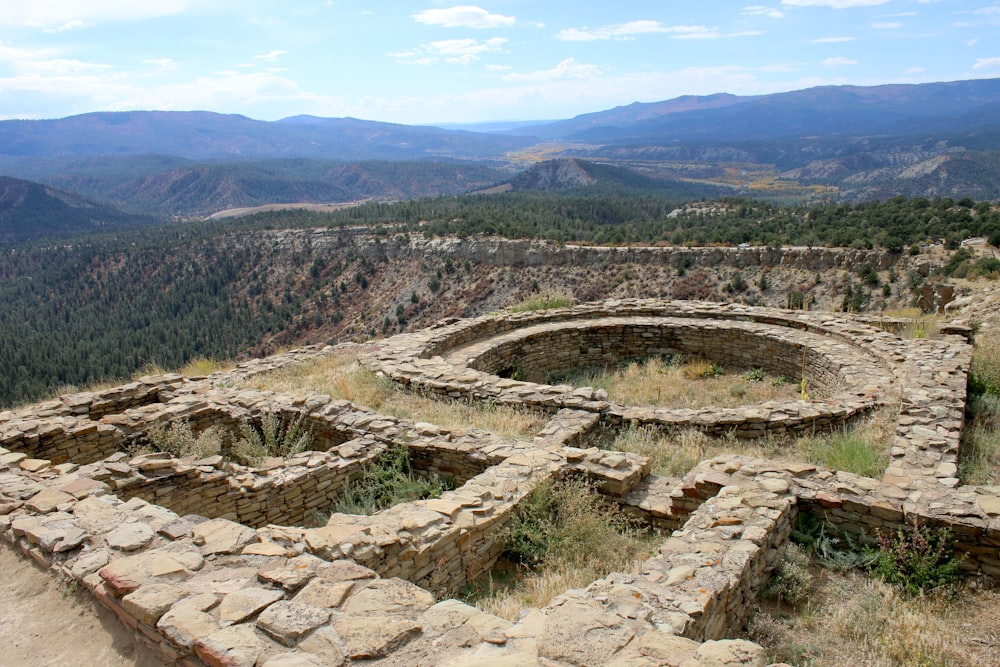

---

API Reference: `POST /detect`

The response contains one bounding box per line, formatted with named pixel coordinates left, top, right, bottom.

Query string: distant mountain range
left=1, top=77, right=999, bottom=222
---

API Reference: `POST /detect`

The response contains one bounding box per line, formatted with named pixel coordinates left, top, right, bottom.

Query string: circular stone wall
left=363, top=300, right=904, bottom=438
left=464, top=319, right=848, bottom=398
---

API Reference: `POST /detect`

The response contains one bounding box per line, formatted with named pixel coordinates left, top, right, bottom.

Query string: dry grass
left=467, top=478, right=661, bottom=621
left=242, top=351, right=546, bottom=440
left=607, top=425, right=790, bottom=477
left=882, top=307, right=943, bottom=340
left=748, top=569, right=1000, bottom=667
left=474, top=558, right=650, bottom=621
left=177, top=356, right=233, bottom=377
left=606, top=404, right=895, bottom=479
left=557, top=357, right=803, bottom=409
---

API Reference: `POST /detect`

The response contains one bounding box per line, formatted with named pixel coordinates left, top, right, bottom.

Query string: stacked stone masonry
left=0, top=299, right=995, bottom=667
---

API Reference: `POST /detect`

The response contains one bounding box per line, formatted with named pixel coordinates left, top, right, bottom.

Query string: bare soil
left=0, top=546, right=167, bottom=667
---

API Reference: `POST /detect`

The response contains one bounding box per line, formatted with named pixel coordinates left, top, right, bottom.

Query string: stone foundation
left=0, top=299, right=994, bottom=667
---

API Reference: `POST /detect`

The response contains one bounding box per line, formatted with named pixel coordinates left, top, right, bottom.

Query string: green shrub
left=792, top=511, right=876, bottom=571
left=870, top=520, right=963, bottom=595
left=143, top=420, right=224, bottom=459
left=503, top=477, right=643, bottom=568
left=798, top=429, right=888, bottom=478
left=762, top=543, right=814, bottom=607
left=970, top=332, right=1000, bottom=396
left=229, top=411, right=314, bottom=466
left=703, top=362, right=725, bottom=378
left=742, top=367, right=768, bottom=383
left=333, top=445, right=455, bottom=516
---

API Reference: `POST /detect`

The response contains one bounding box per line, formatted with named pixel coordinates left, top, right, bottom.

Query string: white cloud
left=23, top=59, right=113, bottom=74
left=0, top=0, right=192, bottom=27
left=822, top=56, right=858, bottom=66
left=972, top=57, right=1000, bottom=70
left=742, top=6, right=785, bottom=18
left=973, top=5, right=1000, bottom=15
left=43, top=20, right=87, bottom=33
left=557, top=20, right=672, bottom=41
left=782, top=0, right=890, bottom=8
left=967, top=38, right=978, bottom=46
left=391, top=37, right=507, bottom=65
left=556, top=21, right=742, bottom=41
left=503, top=58, right=602, bottom=82
left=0, top=42, right=56, bottom=63
left=142, top=58, right=176, bottom=70
left=904, top=66, right=924, bottom=75
left=255, top=50, right=288, bottom=62
left=671, top=25, right=722, bottom=39
left=812, top=36, right=857, bottom=43
left=412, top=6, right=514, bottom=29
left=872, top=21, right=902, bottom=29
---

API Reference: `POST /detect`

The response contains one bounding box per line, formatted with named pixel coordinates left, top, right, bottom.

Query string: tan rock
left=122, top=583, right=188, bottom=626
left=260, top=653, right=327, bottom=667
left=158, top=607, right=219, bottom=650
left=333, top=615, right=422, bottom=660
left=256, top=601, right=331, bottom=646
left=258, top=553, right=325, bottom=591
left=105, top=522, right=155, bottom=551
left=297, top=627, right=346, bottom=666
left=293, top=579, right=355, bottom=608
left=977, top=494, right=1000, bottom=517
left=219, top=588, right=285, bottom=625
left=682, top=639, right=766, bottom=667
left=341, top=578, right=435, bottom=617
left=537, top=598, right=635, bottom=667
left=243, top=542, right=289, bottom=557
left=195, top=624, right=266, bottom=667
left=25, top=488, right=75, bottom=513
left=638, top=631, right=700, bottom=666
left=20, top=458, right=51, bottom=473
left=193, top=518, right=258, bottom=555
left=314, top=559, right=377, bottom=583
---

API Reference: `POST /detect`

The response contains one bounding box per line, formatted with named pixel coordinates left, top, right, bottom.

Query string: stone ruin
left=0, top=299, right=996, bottom=667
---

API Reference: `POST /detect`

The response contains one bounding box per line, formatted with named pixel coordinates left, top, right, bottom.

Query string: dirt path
left=0, top=546, right=168, bottom=667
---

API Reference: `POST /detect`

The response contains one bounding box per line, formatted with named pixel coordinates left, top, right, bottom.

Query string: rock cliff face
left=381, top=237, right=895, bottom=272
left=236, top=229, right=929, bottom=348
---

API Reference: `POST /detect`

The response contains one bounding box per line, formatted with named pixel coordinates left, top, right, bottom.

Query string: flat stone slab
left=256, top=601, right=331, bottom=646
left=193, top=518, right=258, bottom=555
left=105, top=522, right=155, bottom=551
left=219, top=588, right=285, bottom=625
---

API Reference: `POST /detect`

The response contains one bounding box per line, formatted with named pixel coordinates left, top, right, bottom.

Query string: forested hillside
left=2, top=193, right=998, bottom=408
left=0, top=176, right=156, bottom=244
left=0, top=158, right=508, bottom=218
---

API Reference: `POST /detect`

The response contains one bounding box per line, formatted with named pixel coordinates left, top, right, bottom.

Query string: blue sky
left=0, top=1, right=998, bottom=124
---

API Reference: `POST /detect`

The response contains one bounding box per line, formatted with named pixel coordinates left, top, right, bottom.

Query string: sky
left=0, top=1, right=999, bottom=125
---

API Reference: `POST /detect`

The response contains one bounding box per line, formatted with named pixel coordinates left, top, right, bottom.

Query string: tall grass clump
left=609, top=424, right=786, bottom=477
left=468, top=477, right=658, bottom=619
left=229, top=411, right=314, bottom=466
left=798, top=429, right=889, bottom=478
left=551, top=356, right=800, bottom=409
left=959, top=393, right=1000, bottom=484
left=332, top=445, right=455, bottom=516
left=506, top=291, right=574, bottom=313
left=970, top=328, right=1000, bottom=396
left=141, top=420, right=225, bottom=459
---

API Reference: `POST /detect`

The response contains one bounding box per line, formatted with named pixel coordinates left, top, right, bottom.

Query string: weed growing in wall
left=140, top=420, right=225, bottom=459
left=332, top=445, right=455, bottom=516
left=228, top=411, right=314, bottom=466
left=870, top=520, right=964, bottom=596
